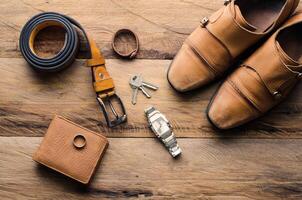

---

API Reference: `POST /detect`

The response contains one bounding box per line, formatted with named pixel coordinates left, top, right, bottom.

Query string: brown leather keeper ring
left=112, top=29, right=139, bottom=59
left=73, top=134, right=86, bottom=149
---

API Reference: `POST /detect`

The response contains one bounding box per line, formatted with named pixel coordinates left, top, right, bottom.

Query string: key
left=129, top=75, right=142, bottom=88
left=130, top=75, right=152, bottom=98
left=131, top=87, right=138, bottom=105
left=129, top=74, right=159, bottom=104
left=142, top=81, right=158, bottom=91
left=129, top=75, right=142, bottom=105
left=139, top=86, right=151, bottom=98
left=129, top=75, right=159, bottom=91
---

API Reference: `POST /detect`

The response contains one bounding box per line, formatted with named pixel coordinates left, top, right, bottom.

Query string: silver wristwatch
left=145, top=107, right=182, bottom=158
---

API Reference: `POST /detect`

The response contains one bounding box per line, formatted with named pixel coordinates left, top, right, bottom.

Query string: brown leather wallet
left=33, top=115, right=109, bottom=184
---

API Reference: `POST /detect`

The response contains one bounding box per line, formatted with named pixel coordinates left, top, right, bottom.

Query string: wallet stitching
left=56, top=115, right=109, bottom=143
left=34, top=142, right=108, bottom=184
left=55, top=115, right=109, bottom=183
left=33, top=115, right=109, bottom=184
left=33, top=158, right=88, bottom=184
left=32, top=116, right=58, bottom=161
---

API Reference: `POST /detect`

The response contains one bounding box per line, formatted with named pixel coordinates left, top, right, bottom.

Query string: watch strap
left=145, top=107, right=182, bottom=157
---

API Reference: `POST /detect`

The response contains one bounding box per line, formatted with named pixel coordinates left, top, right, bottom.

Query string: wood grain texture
left=0, top=58, right=302, bottom=138
left=1, top=137, right=302, bottom=200
left=1, top=0, right=302, bottom=199
left=4, top=0, right=301, bottom=59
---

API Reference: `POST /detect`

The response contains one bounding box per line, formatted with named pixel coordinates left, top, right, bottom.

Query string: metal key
left=129, top=75, right=142, bottom=88
left=131, top=86, right=139, bottom=105
left=130, top=75, right=151, bottom=98
left=140, top=86, right=151, bottom=98
left=129, top=75, right=159, bottom=104
left=136, top=76, right=159, bottom=92
left=129, top=75, right=141, bottom=105
left=131, top=75, right=153, bottom=98
left=142, top=81, right=159, bottom=91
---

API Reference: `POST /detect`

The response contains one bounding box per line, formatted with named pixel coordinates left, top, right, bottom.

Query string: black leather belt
left=19, top=12, right=87, bottom=72
left=19, top=12, right=127, bottom=127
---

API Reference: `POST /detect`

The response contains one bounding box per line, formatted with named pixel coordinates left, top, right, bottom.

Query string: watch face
left=151, top=116, right=170, bottom=136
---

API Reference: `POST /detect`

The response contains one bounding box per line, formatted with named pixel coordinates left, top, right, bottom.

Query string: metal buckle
left=97, top=94, right=127, bottom=128
left=273, top=91, right=282, bottom=100
left=224, top=0, right=231, bottom=6
left=200, top=17, right=209, bottom=28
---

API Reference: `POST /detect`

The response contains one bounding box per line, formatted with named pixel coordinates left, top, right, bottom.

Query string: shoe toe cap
left=207, top=81, right=258, bottom=130
left=167, top=44, right=215, bottom=92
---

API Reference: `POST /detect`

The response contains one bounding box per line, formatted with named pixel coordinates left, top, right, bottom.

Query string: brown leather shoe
left=167, top=0, right=299, bottom=92
left=207, top=12, right=302, bottom=130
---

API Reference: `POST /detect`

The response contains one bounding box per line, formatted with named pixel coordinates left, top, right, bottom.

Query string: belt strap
left=87, top=35, right=127, bottom=127
left=19, top=12, right=127, bottom=128
left=20, top=12, right=82, bottom=72
left=86, top=35, right=115, bottom=98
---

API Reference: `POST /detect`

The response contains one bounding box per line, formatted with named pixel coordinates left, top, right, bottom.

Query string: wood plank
left=1, top=137, right=302, bottom=199
left=0, top=0, right=223, bottom=59
left=1, top=0, right=302, bottom=58
left=0, top=58, right=302, bottom=138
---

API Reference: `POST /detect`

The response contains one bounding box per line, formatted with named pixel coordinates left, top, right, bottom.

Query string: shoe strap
left=206, top=0, right=298, bottom=58
left=244, top=30, right=302, bottom=100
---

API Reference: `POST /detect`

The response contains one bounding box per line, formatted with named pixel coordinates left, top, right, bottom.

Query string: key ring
left=112, top=29, right=139, bottom=59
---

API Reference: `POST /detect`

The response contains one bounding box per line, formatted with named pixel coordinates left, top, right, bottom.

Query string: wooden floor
left=1, top=0, right=302, bottom=199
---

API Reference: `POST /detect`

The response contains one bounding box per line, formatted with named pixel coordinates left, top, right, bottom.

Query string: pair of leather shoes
left=167, top=0, right=301, bottom=129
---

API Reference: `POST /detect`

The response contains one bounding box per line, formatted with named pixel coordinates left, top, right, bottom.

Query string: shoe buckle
left=297, top=73, right=302, bottom=80
left=224, top=0, right=231, bottom=6
left=200, top=17, right=209, bottom=28
left=97, top=94, right=127, bottom=128
left=273, top=91, right=282, bottom=100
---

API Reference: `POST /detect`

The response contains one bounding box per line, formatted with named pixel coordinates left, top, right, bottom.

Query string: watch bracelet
left=145, top=107, right=182, bottom=157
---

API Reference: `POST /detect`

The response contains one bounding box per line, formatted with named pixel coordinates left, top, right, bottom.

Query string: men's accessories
left=112, top=29, right=139, bottom=59
left=33, top=115, right=109, bottom=184
left=89, top=35, right=127, bottom=127
left=145, top=107, right=182, bottom=158
left=167, top=0, right=299, bottom=92
left=19, top=12, right=83, bottom=72
left=207, top=12, right=302, bottom=130
left=19, top=12, right=127, bottom=128
left=129, top=75, right=159, bottom=105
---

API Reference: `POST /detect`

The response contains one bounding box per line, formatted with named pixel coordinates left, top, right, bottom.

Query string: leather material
left=33, top=115, right=109, bottom=184
left=112, top=29, right=139, bottom=59
left=207, top=12, right=302, bottom=130
left=86, top=35, right=116, bottom=98
left=167, top=0, right=299, bottom=92
left=87, top=34, right=127, bottom=128
left=19, top=12, right=81, bottom=72
left=20, top=12, right=126, bottom=128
